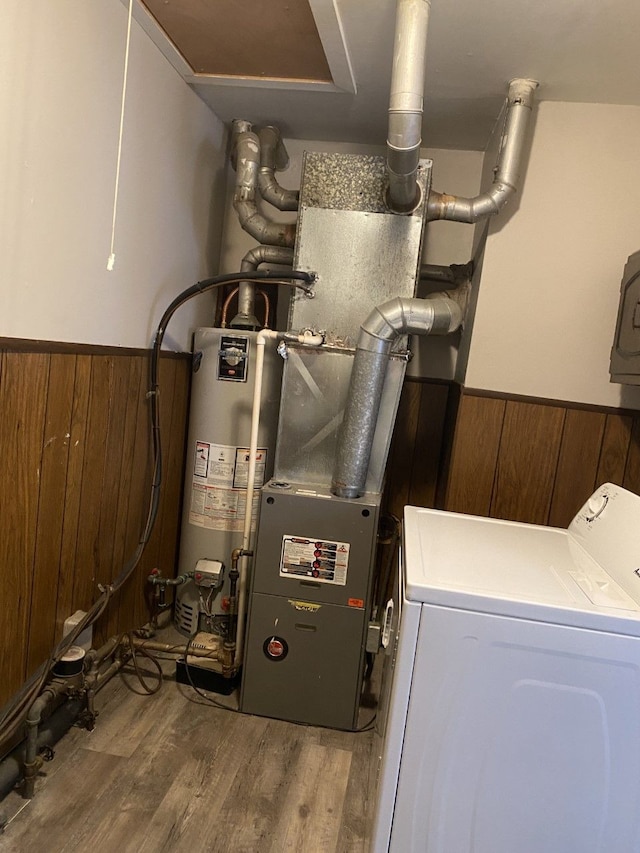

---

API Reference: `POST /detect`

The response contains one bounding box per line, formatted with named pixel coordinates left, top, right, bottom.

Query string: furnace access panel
left=240, top=481, right=381, bottom=729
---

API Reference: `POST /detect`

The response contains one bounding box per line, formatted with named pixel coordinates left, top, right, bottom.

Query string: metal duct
left=258, top=127, right=299, bottom=212
left=232, top=120, right=296, bottom=247
left=428, top=78, right=539, bottom=222
left=233, top=244, right=294, bottom=328
left=331, top=293, right=466, bottom=499
left=386, top=0, right=431, bottom=213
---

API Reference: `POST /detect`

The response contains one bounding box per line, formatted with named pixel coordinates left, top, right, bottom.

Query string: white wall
left=219, top=138, right=483, bottom=378
left=465, top=100, right=640, bottom=410
left=0, top=0, right=228, bottom=351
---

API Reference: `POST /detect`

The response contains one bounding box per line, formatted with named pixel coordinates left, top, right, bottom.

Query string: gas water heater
left=175, top=328, right=282, bottom=636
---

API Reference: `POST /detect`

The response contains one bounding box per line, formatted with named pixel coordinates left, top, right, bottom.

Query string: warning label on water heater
left=280, top=535, right=350, bottom=586
left=189, top=441, right=267, bottom=532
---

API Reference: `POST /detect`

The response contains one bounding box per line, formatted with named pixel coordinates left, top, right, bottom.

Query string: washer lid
left=403, top=503, right=640, bottom=632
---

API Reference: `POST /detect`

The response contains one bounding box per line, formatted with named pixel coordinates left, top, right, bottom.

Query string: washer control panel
left=569, top=483, right=640, bottom=600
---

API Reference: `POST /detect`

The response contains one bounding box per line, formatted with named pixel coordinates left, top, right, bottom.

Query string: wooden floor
left=0, top=654, right=376, bottom=853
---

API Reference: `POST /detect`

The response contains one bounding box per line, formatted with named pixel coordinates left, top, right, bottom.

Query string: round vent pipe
left=331, top=293, right=466, bottom=499
left=427, top=78, right=539, bottom=222
left=386, top=0, right=431, bottom=213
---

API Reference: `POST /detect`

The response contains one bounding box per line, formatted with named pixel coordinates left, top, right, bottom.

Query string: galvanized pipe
left=427, top=78, right=539, bottom=222
left=386, top=0, right=431, bottom=213
left=420, top=261, right=473, bottom=284
left=0, top=697, right=85, bottom=801
left=233, top=244, right=294, bottom=328
left=232, top=120, right=296, bottom=248
left=331, top=294, right=465, bottom=499
left=258, top=127, right=299, bottom=212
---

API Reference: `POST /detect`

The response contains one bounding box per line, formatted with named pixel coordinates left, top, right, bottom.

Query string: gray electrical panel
left=240, top=481, right=381, bottom=730
left=610, top=249, right=640, bottom=385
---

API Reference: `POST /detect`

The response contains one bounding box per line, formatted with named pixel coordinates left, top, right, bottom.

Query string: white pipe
left=386, top=0, right=431, bottom=212
left=235, top=328, right=324, bottom=667
left=235, top=329, right=278, bottom=667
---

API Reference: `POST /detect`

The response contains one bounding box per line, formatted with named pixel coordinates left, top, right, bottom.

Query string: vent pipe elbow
left=231, top=120, right=296, bottom=248
left=386, top=0, right=431, bottom=213
left=331, top=295, right=464, bottom=499
left=427, top=78, right=539, bottom=223
left=230, top=245, right=294, bottom=328
left=258, top=127, right=300, bottom=212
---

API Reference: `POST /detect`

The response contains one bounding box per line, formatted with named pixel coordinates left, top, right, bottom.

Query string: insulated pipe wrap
left=258, top=127, right=299, bottom=212
left=235, top=245, right=294, bottom=324
left=232, top=123, right=296, bottom=248
left=331, top=296, right=463, bottom=499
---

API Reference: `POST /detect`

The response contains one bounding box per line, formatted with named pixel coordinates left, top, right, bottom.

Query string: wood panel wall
left=0, top=342, right=191, bottom=706
left=384, top=381, right=640, bottom=531
left=444, top=391, right=640, bottom=526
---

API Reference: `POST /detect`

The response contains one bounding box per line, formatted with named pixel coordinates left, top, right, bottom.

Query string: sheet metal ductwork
left=428, top=78, right=539, bottom=222
left=386, top=0, right=431, bottom=213
left=258, top=126, right=299, bottom=212
left=233, top=244, right=294, bottom=328
left=232, top=120, right=296, bottom=248
left=331, top=293, right=466, bottom=499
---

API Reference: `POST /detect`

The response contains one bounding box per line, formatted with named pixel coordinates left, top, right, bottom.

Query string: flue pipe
left=232, top=120, right=296, bottom=247
left=331, top=292, right=467, bottom=499
left=232, top=244, right=294, bottom=329
left=427, top=78, right=539, bottom=222
left=258, top=127, right=299, bottom=212
left=386, top=0, right=431, bottom=213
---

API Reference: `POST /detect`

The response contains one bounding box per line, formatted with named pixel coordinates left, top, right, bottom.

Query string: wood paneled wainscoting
left=383, top=379, right=640, bottom=530
left=0, top=340, right=191, bottom=707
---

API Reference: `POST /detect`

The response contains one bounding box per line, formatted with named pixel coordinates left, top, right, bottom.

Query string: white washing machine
left=371, top=483, right=640, bottom=853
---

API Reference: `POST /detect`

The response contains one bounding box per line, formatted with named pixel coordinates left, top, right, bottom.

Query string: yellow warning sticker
left=287, top=600, right=322, bottom=613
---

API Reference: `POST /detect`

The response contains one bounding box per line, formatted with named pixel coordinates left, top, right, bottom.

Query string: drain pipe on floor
left=427, top=78, right=538, bottom=222
left=331, top=290, right=468, bottom=499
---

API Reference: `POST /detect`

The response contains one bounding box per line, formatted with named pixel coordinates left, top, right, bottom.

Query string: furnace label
left=279, top=535, right=350, bottom=586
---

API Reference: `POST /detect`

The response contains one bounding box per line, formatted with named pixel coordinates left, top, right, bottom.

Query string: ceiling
left=133, top=0, right=640, bottom=151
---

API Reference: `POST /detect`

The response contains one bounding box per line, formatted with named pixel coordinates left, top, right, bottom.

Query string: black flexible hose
left=0, top=269, right=313, bottom=755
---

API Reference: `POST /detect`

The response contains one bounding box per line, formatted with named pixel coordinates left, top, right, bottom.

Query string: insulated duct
left=428, top=78, right=539, bottom=222
left=258, top=127, right=299, bottom=212
left=233, top=245, right=294, bottom=328
left=386, top=0, right=431, bottom=213
left=232, top=120, right=296, bottom=248
left=331, top=294, right=466, bottom=499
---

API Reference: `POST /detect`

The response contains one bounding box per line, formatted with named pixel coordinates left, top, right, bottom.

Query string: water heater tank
left=175, top=327, right=283, bottom=635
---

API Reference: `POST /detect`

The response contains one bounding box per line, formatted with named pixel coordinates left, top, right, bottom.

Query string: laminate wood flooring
left=0, top=654, right=376, bottom=853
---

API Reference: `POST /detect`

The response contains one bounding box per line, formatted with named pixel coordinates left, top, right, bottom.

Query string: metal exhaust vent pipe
left=428, top=78, right=539, bottom=222
left=386, top=0, right=431, bottom=213
left=331, top=293, right=466, bottom=499
left=258, top=127, right=299, bottom=212
left=231, top=120, right=296, bottom=247
left=232, top=245, right=294, bottom=329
